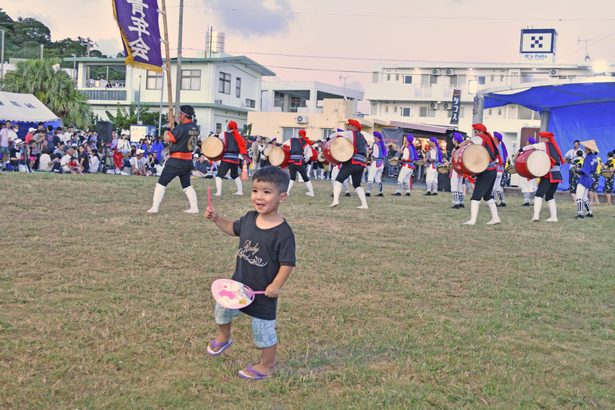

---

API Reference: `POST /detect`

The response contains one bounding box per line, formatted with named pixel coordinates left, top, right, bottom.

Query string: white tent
left=0, top=91, right=60, bottom=123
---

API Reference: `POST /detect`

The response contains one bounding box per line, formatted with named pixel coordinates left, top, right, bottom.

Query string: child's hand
left=204, top=205, right=216, bottom=221
left=264, top=283, right=281, bottom=298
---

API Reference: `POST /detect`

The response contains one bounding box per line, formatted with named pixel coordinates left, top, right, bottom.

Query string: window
left=498, top=109, right=502, bottom=116
left=500, top=75, right=505, bottom=82
left=385, top=105, right=389, bottom=113
left=477, top=76, right=486, bottom=85
left=490, top=75, right=495, bottom=82
left=387, top=74, right=391, bottom=81
left=401, top=107, right=411, bottom=117
left=181, top=69, right=201, bottom=90
left=282, top=127, right=303, bottom=142
left=450, top=75, right=458, bottom=87
left=218, top=72, right=231, bottom=94
left=146, top=70, right=162, bottom=90
left=322, top=129, right=334, bottom=139
left=245, top=98, right=255, bottom=108
left=419, top=107, right=435, bottom=117
left=430, top=75, right=438, bottom=85
left=372, top=72, right=380, bottom=83
left=396, top=74, right=400, bottom=81
left=404, top=75, right=412, bottom=84
left=215, top=123, right=222, bottom=133
left=236, top=77, right=241, bottom=98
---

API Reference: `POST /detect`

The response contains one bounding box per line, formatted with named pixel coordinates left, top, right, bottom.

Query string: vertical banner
left=113, top=0, right=163, bottom=72
left=450, top=89, right=461, bottom=125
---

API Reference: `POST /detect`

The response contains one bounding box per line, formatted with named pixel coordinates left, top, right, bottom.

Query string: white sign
left=520, top=29, right=556, bottom=54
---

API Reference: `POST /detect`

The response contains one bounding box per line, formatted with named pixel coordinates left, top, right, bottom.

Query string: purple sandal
left=206, top=338, right=233, bottom=356
left=238, top=364, right=269, bottom=380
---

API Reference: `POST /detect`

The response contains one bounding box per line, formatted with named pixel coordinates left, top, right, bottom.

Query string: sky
left=3, top=0, right=615, bottom=91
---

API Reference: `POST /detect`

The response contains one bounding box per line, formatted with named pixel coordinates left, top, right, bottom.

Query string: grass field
left=1, top=172, right=614, bottom=409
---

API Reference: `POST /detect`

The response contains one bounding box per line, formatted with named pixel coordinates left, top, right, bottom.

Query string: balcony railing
left=82, top=89, right=128, bottom=101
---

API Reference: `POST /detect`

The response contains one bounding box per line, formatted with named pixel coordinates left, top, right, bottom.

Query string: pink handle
left=207, top=187, right=212, bottom=208
left=252, top=291, right=266, bottom=295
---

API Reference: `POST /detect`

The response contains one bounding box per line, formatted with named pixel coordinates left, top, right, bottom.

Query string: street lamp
left=0, top=29, right=5, bottom=89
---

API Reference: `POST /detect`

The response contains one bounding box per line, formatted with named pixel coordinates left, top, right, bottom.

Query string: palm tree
left=3, top=58, right=92, bottom=128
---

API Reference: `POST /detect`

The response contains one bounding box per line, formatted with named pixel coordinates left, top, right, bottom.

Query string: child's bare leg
left=208, top=322, right=232, bottom=352
left=251, top=345, right=276, bottom=375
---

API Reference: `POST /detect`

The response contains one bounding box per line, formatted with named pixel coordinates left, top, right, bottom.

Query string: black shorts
left=288, top=163, right=310, bottom=182
left=217, top=161, right=240, bottom=179
left=336, top=162, right=365, bottom=188
left=470, top=169, right=497, bottom=201
left=158, top=158, right=193, bottom=188
left=535, top=178, right=558, bottom=201
left=604, top=177, right=614, bottom=193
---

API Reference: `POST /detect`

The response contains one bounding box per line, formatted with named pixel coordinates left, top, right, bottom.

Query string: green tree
left=105, top=104, right=167, bottom=131
left=3, top=58, right=92, bottom=129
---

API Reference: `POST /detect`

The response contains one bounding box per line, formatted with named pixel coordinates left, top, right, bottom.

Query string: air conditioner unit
left=296, top=115, right=308, bottom=124
left=442, top=102, right=452, bottom=110
left=444, top=68, right=455, bottom=76
left=431, top=68, right=440, bottom=76
left=429, top=102, right=439, bottom=109
left=549, top=69, right=559, bottom=76
left=214, top=99, right=223, bottom=104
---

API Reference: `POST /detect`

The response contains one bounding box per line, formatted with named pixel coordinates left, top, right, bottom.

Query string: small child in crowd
left=205, top=166, right=296, bottom=380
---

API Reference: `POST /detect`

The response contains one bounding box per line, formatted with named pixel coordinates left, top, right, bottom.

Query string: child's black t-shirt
left=232, top=211, right=295, bottom=320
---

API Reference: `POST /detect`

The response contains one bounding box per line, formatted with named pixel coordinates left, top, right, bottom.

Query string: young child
left=205, top=166, right=296, bottom=380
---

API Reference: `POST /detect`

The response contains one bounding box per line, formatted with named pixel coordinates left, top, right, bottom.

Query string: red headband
left=472, top=123, right=487, bottom=132
left=228, top=121, right=238, bottom=130
left=347, top=119, right=362, bottom=130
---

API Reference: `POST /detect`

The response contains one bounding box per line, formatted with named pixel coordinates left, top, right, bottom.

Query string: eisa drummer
left=459, top=123, right=502, bottom=225
left=330, top=119, right=369, bottom=209
left=147, top=105, right=200, bottom=214
left=214, top=121, right=248, bottom=196
left=286, top=129, right=315, bottom=197
left=521, top=131, right=564, bottom=222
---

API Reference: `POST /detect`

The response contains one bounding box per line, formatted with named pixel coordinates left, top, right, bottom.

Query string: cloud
left=207, top=0, right=294, bottom=37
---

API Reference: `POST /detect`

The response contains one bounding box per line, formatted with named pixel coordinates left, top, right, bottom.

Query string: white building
left=260, top=80, right=363, bottom=113
left=364, top=62, right=598, bottom=152
left=65, top=55, right=275, bottom=135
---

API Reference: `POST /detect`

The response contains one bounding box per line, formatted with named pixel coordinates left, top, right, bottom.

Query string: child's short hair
left=576, top=150, right=584, bottom=157
left=252, top=166, right=290, bottom=193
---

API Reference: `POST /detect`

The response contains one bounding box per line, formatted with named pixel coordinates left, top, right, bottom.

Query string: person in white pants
left=392, top=134, right=418, bottom=196
left=214, top=121, right=248, bottom=196
left=424, top=137, right=442, bottom=195
left=330, top=120, right=369, bottom=209
left=449, top=132, right=466, bottom=209
left=286, top=130, right=315, bottom=197
left=366, top=131, right=387, bottom=197
left=519, top=137, right=537, bottom=206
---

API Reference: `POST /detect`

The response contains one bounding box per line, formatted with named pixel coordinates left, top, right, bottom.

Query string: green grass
left=1, top=173, right=613, bottom=409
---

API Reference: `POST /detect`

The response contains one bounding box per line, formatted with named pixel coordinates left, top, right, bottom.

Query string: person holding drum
left=492, top=132, right=508, bottom=207
left=392, top=134, right=418, bottom=196
left=330, top=119, right=369, bottom=209
left=214, top=121, right=248, bottom=196
left=286, top=130, right=315, bottom=197
left=424, top=137, right=442, bottom=195
left=519, top=137, right=538, bottom=207
left=521, top=131, right=564, bottom=222
left=459, top=123, right=502, bottom=225
left=449, top=132, right=466, bottom=209
left=366, top=131, right=387, bottom=197
left=575, top=140, right=600, bottom=218
left=147, top=105, right=200, bottom=214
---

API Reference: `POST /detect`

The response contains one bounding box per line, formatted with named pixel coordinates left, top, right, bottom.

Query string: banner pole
left=159, top=0, right=174, bottom=129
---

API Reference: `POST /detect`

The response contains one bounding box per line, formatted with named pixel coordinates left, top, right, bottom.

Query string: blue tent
left=484, top=81, right=615, bottom=190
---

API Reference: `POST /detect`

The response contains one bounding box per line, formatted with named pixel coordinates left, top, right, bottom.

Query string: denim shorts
left=214, top=303, right=278, bottom=349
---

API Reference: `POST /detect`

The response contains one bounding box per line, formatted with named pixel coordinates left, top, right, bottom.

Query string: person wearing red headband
left=522, top=131, right=564, bottom=222
left=458, top=123, right=502, bottom=225
left=214, top=121, right=248, bottom=196
left=286, top=129, right=315, bottom=197
left=147, top=105, right=200, bottom=213
left=330, top=119, right=369, bottom=209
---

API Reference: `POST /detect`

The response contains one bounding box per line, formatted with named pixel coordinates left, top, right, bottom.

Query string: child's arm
left=204, top=205, right=235, bottom=236
left=264, top=265, right=293, bottom=298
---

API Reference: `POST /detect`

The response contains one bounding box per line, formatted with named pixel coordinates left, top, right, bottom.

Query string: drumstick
left=207, top=187, right=212, bottom=209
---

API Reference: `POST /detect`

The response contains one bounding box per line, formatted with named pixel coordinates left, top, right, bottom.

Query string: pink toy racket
left=211, top=278, right=265, bottom=309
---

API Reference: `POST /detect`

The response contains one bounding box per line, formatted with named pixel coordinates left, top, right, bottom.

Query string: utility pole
left=0, top=29, right=4, bottom=89
left=174, top=0, right=184, bottom=116
left=137, top=75, right=142, bottom=124
left=40, top=44, right=44, bottom=60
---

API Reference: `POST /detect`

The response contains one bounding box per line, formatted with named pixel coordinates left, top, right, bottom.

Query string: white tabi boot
left=287, top=179, right=295, bottom=196
left=147, top=183, right=166, bottom=213
left=214, top=177, right=222, bottom=196
left=545, top=199, right=558, bottom=222
left=233, top=177, right=243, bottom=195
left=305, top=180, right=315, bottom=197
left=183, top=186, right=199, bottom=213
left=330, top=181, right=342, bottom=207
left=532, top=197, right=543, bottom=222
left=464, top=200, right=480, bottom=225
left=486, top=199, right=501, bottom=225
left=356, top=187, right=368, bottom=209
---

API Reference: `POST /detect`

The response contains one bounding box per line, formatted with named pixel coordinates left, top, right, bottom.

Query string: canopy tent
left=0, top=91, right=62, bottom=138
left=484, top=80, right=615, bottom=190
